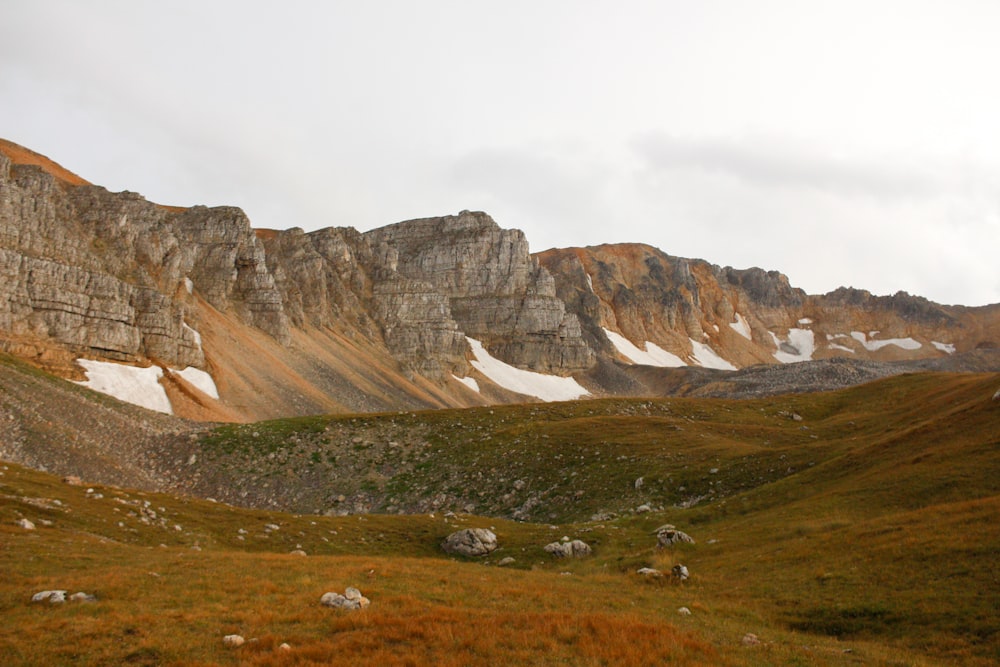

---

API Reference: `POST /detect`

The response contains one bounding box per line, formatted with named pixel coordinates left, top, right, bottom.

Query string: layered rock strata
left=365, top=211, right=594, bottom=374
left=0, top=150, right=289, bottom=372
left=537, top=244, right=1000, bottom=370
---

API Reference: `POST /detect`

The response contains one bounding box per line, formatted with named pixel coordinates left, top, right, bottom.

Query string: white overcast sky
left=2, top=1, right=999, bottom=306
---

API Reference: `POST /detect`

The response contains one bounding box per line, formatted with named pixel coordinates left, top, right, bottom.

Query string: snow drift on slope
left=76, top=359, right=172, bottom=414
left=467, top=337, right=589, bottom=402
left=603, top=328, right=686, bottom=367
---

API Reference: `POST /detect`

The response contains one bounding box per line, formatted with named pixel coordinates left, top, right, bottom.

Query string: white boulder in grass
left=441, top=528, right=498, bottom=557
left=222, top=635, right=245, bottom=648
left=31, top=590, right=67, bottom=604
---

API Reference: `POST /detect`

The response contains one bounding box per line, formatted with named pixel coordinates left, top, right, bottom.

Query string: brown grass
left=0, top=138, right=91, bottom=186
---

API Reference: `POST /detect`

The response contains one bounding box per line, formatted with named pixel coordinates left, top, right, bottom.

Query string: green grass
left=1, top=370, right=998, bottom=664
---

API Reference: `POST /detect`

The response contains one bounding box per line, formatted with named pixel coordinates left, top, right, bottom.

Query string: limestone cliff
left=364, top=211, right=594, bottom=374
left=1, top=138, right=997, bottom=423
left=537, top=244, right=1000, bottom=371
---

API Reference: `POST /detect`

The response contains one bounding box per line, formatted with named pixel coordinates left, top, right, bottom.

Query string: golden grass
left=1, top=370, right=998, bottom=665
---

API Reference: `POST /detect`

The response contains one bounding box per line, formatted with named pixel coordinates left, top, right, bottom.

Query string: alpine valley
left=1, top=138, right=998, bottom=666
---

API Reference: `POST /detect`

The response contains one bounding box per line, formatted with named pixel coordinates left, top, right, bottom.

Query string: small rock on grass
left=31, top=590, right=66, bottom=604
left=17, top=518, right=35, bottom=530
left=223, top=635, right=245, bottom=648
left=320, top=589, right=370, bottom=610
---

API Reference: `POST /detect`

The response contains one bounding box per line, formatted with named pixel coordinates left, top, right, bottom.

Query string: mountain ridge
left=1, top=137, right=997, bottom=421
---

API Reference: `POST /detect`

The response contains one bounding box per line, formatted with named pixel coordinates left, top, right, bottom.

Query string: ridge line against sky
left=2, top=1, right=999, bottom=306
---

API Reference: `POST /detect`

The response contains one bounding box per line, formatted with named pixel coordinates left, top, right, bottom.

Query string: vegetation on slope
left=1, top=367, right=998, bottom=664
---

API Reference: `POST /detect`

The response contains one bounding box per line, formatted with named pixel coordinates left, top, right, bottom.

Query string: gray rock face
left=261, top=225, right=469, bottom=378
left=365, top=211, right=594, bottom=374
left=0, top=156, right=288, bottom=372
left=441, top=527, right=498, bottom=557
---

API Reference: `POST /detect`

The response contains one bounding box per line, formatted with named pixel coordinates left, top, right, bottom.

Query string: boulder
left=441, top=528, right=498, bottom=557
left=543, top=539, right=592, bottom=558
left=222, top=635, right=245, bottom=648
left=320, top=589, right=370, bottom=610
left=17, top=518, right=35, bottom=530
left=636, top=567, right=663, bottom=577
left=31, top=590, right=66, bottom=603
left=671, top=564, right=690, bottom=581
left=655, top=525, right=695, bottom=547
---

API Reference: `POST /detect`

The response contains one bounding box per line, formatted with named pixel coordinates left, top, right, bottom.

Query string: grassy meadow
left=1, top=371, right=998, bottom=665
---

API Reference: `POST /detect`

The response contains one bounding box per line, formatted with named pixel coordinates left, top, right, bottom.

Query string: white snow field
left=603, top=328, right=686, bottom=367
left=467, top=337, right=589, bottom=402
left=769, top=328, right=816, bottom=363
left=688, top=338, right=738, bottom=370
left=729, top=313, right=752, bottom=340
left=850, top=331, right=922, bottom=351
left=452, top=374, right=481, bottom=393
left=175, top=366, right=219, bottom=399
left=932, top=341, right=956, bottom=354
left=75, top=359, right=173, bottom=414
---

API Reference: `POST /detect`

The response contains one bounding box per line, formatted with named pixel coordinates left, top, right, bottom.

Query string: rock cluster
left=543, top=539, right=592, bottom=558
left=441, top=528, right=498, bottom=557
left=320, top=587, right=370, bottom=610
left=31, top=590, right=96, bottom=603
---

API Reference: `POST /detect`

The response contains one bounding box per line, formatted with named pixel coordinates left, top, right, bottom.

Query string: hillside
left=2, top=366, right=998, bottom=665
left=2, top=138, right=997, bottom=421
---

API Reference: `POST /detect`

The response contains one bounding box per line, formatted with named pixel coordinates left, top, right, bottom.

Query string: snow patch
left=798, top=317, right=813, bottom=325
left=932, top=341, right=956, bottom=354
left=604, top=328, right=686, bottom=367
left=688, top=339, right=737, bottom=370
left=184, top=277, right=194, bottom=294
left=452, top=374, right=480, bottom=393
left=828, top=343, right=855, bottom=353
left=585, top=274, right=594, bottom=292
left=770, top=328, right=816, bottom=364
left=467, top=338, right=589, bottom=402
left=850, top=332, right=922, bottom=351
left=175, top=367, right=219, bottom=399
left=729, top=313, right=752, bottom=340
left=75, top=359, right=172, bottom=414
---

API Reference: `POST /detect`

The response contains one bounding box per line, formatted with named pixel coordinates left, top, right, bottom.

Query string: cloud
left=631, top=133, right=943, bottom=200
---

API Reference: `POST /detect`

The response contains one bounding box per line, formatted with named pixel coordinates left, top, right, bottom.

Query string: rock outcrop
left=365, top=211, right=594, bottom=374
left=537, top=244, right=1000, bottom=373
left=0, top=148, right=288, bottom=373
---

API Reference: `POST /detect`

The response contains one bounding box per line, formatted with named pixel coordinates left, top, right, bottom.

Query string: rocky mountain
left=1, top=138, right=997, bottom=421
